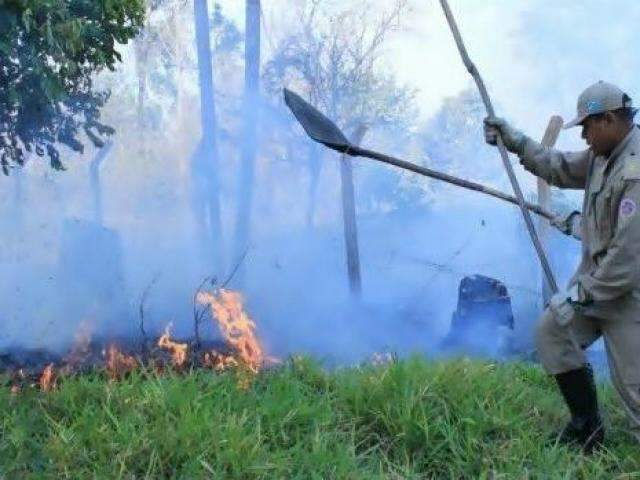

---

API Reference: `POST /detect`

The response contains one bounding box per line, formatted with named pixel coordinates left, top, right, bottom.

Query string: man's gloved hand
left=550, top=210, right=582, bottom=240
left=548, top=285, right=584, bottom=327
left=483, top=117, right=527, bottom=154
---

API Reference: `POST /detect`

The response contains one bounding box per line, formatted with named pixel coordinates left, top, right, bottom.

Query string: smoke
left=0, top=0, right=589, bottom=365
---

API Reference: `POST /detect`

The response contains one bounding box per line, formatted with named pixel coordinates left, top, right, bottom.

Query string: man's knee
left=535, top=308, right=584, bottom=374
left=535, top=309, right=560, bottom=354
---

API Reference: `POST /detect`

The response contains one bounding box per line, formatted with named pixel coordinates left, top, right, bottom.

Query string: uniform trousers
left=536, top=307, right=640, bottom=442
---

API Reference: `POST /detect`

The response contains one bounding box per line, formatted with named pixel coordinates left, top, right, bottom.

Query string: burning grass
left=1, top=288, right=273, bottom=392
left=1, top=357, right=639, bottom=478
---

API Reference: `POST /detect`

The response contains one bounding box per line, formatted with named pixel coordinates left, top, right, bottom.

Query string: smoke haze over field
left=1, top=0, right=618, bottom=362
left=224, top=0, right=640, bottom=131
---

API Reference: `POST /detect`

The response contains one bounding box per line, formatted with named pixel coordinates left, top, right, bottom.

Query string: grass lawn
left=1, top=356, right=638, bottom=478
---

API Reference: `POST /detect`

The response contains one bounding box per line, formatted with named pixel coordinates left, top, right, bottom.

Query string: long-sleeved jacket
left=519, top=126, right=640, bottom=320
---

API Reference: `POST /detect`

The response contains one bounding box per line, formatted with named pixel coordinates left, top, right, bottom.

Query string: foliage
left=263, top=0, right=416, bottom=133
left=261, top=1, right=421, bottom=216
left=0, top=0, right=145, bottom=174
left=423, top=89, right=486, bottom=172
left=1, top=357, right=638, bottom=477
left=110, top=1, right=241, bottom=136
left=211, top=3, right=241, bottom=54
left=420, top=87, right=513, bottom=195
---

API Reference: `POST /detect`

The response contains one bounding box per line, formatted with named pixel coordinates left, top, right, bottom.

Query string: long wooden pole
left=350, top=146, right=555, bottom=221
left=439, top=0, right=558, bottom=294
left=537, top=116, right=563, bottom=304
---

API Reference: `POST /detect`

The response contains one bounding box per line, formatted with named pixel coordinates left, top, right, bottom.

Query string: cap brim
left=563, top=114, right=588, bottom=129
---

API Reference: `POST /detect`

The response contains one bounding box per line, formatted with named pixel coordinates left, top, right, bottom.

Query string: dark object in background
left=441, top=274, right=514, bottom=356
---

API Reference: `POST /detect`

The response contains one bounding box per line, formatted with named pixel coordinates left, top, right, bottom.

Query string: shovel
left=283, top=88, right=554, bottom=221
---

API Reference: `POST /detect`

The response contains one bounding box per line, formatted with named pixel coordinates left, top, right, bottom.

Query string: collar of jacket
left=604, top=126, right=638, bottom=164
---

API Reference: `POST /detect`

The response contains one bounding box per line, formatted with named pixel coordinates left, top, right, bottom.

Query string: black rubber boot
left=552, top=365, right=604, bottom=454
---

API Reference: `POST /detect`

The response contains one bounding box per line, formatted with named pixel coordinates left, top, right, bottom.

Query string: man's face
left=581, top=114, right=618, bottom=156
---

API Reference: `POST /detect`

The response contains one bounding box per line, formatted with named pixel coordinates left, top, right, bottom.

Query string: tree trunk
left=537, top=115, right=563, bottom=305
left=134, top=30, right=149, bottom=159
left=306, top=143, right=321, bottom=227
left=340, top=125, right=368, bottom=297
left=134, top=39, right=147, bottom=130
left=89, top=142, right=113, bottom=226
left=193, top=0, right=224, bottom=271
left=12, top=165, right=25, bottom=233
left=233, top=0, right=261, bottom=270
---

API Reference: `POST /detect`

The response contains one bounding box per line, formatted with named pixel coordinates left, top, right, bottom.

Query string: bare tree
left=263, top=0, right=414, bottom=224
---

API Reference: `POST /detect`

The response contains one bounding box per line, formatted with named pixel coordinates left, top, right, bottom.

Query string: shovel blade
left=283, top=89, right=352, bottom=153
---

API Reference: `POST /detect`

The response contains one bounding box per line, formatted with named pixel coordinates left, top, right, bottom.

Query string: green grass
left=1, top=357, right=638, bottom=479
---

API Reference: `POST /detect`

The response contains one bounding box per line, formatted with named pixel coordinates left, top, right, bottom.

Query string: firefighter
left=484, top=81, right=640, bottom=452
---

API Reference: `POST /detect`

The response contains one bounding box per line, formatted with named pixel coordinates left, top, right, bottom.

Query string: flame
left=39, top=363, right=56, bottom=391
left=65, top=321, right=93, bottom=366
left=198, top=289, right=264, bottom=373
left=203, top=350, right=238, bottom=372
left=105, top=345, right=138, bottom=379
left=157, top=324, right=188, bottom=368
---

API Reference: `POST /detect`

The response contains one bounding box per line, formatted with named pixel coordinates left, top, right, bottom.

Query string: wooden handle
left=439, top=0, right=559, bottom=294
left=352, top=147, right=555, bottom=220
